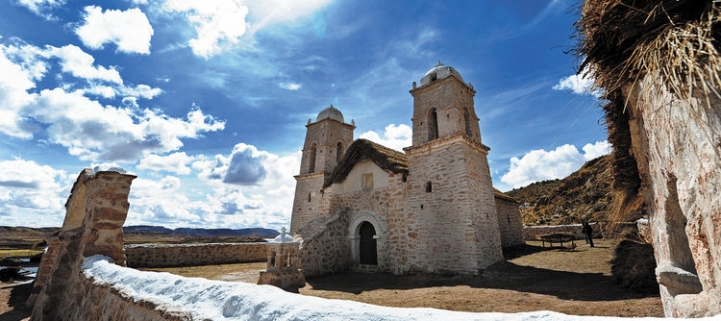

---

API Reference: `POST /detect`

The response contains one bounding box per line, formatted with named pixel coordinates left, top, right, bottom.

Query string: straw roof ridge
left=323, top=139, right=408, bottom=188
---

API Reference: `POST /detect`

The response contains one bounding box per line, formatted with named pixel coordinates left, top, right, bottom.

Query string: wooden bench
left=539, top=233, right=576, bottom=250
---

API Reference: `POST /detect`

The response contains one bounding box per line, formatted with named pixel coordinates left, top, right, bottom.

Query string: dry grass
left=154, top=239, right=663, bottom=317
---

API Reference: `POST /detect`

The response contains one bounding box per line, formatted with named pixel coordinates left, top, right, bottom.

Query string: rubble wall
left=124, top=243, right=267, bottom=268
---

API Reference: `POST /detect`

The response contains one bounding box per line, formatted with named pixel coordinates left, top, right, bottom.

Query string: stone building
left=291, top=63, right=524, bottom=277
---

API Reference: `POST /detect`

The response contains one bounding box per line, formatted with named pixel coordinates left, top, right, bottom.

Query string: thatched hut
left=575, top=0, right=721, bottom=317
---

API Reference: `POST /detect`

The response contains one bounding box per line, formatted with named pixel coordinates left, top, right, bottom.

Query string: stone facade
left=258, top=229, right=305, bottom=292
left=290, top=105, right=355, bottom=233
left=624, top=77, right=721, bottom=317
left=29, top=169, right=136, bottom=320
left=293, top=63, right=524, bottom=277
left=124, top=242, right=267, bottom=268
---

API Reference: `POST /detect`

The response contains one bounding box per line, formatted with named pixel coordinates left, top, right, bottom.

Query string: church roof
left=323, top=139, right=519, bottom=204
left=493, top=188, right=519, bottom=203
left=420, top=62, right=465, bottom=86
left=316, top=105, right=344, bottom=123
left=323, top=139, right=408, bottom=188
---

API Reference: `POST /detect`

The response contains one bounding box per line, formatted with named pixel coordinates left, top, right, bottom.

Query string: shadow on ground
left=0, top=282, right=32, bottom=321
left=306, top=259, right=656, bottom=302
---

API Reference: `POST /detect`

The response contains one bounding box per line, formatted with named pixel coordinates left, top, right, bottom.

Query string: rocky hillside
left=505, top=155, right=615, bottom=226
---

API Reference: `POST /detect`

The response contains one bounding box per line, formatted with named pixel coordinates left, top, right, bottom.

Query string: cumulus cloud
left=163, top=0, right=249, bottom=58
left=360, top=124, right=412, bottom=151
left=0, top=43, right=41, bottom=138
left=553, top=68, right=602, bottom=96
left=501, top=141, right=612, bottom=189
left=137, top=152, right=196, bottom=175
left=75, top=6, right=154, bottom=54
left=30, top=88, right=225, bottom=161
left=0, top=159, right=71, bottom=226
left=49, top=45, right=123, bottom=83
left=162, top=0, right=334, bottom=57
left=15, top=0, right=66, bottom=20
left=224, top=146, right=267, bottom=185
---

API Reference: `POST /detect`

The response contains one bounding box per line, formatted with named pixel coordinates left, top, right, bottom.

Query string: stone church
left=290, top=63, right=523, bottom=277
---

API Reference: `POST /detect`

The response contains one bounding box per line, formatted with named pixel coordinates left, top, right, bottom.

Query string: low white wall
left=81, top=256, right=690, bottom=321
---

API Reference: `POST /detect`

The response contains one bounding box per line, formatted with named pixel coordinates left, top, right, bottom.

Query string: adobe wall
left=624, top=77, right=721, bottom=317
left=124, top=243, right=267, bottom=268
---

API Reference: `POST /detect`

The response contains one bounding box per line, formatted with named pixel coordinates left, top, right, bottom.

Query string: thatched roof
left=575, top=0, right=720, bottom=98
left=323, top=139, right=408, bottom=188
left=493, top=188, right=519, bottom=203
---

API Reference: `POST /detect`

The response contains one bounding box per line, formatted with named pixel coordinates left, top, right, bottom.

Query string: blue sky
left=0, top=0, right=608, bottom=230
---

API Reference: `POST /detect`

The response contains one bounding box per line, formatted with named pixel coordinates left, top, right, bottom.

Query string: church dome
left=420, top=62, right=464, bottom=86
left=316, top=105, right=344, bottom=123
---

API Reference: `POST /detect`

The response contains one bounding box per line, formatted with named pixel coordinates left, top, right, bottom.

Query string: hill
left=505, top=155, right=615, bottom=226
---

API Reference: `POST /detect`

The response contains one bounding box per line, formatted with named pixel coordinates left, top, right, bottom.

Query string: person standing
left=582, top=222, right=595, bottom=247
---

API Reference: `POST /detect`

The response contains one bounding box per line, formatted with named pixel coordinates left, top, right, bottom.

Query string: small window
left=425, top=181, right=432, bottom=193
left=307, top=192, right=312, bottom=202
left=308, top=143, right=317, bottom=173
left=362, top=173, right=374, bottom=191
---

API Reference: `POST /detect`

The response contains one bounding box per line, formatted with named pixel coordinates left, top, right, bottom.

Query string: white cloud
left=50, top=45, right=123, bottom=83
left=30, top=88, right=225, bottom=162
left=137, top=152, right=196, bottom=175
left=244, top=0, right=334, bottom=30
left=163, top=0, right=250, bottom=58
left=582, top=140, right=612, bottom=160
left=15, top=0, right=66, bottom=20
left=0, top=44, right=42, bottom=138
left=359, top=124, right=412, bottom=152
left=75, top=6, right=154, bottom=54
left=279, top=82, right=301, bottom=90
left=553, top=68, right=601, bottom=96
left=500, top=141, right=612, bottom=189
left=0, top=158, right=71, bottom=226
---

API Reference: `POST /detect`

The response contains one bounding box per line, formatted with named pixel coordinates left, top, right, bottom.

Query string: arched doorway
left=359, top=221, right=377, bottom=265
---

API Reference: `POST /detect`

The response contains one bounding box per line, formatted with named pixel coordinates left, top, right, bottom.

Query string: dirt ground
left=0, top=239, right=664, bottom=320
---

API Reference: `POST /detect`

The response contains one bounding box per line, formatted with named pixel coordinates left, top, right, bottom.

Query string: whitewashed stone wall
left=298, top=207, right=351, bottom=277
left=625, top=78, right=721, bottom=317
left=405, top=136, right=503, bottom=274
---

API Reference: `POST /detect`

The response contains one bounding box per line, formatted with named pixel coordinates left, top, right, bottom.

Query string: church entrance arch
left=348, top=212, right=386, bottom=267
left=359, top=222, right=377, bottom=265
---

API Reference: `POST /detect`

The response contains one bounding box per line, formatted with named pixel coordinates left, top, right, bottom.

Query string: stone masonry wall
left=495, top=198, right=524, bottom=248
left=124, top=243, right=267, bottom=268
left=298, top=207, right=351, bottom=277
left=29, top=169, right=136, bottom=321
left=405, top=136, right=503, bottom=274
left=625, top=77, right=721, bottom=317
left=523, top=223, right=603, bottom=241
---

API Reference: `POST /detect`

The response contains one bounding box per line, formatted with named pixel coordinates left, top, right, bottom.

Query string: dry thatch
left=576, top=0, right=720, bottom=98
left=575, top=0, right=721, bottom=222
left=323, top=139, right=408, bottom=188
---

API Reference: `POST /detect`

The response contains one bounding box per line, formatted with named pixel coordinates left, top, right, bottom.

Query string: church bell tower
left=290, top=105, right=355, bottom=233
left=403, top=62, right=504, bottom=273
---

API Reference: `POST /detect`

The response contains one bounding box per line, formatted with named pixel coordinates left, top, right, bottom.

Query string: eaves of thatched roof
left=493, top=188, right=519, bottom=203
left=323, top=139, right=408, bottom=188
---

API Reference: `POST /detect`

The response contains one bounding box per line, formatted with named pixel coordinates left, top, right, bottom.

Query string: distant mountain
left=123, top=225, right=279, bottom=238
left=505, top=155, right=615, bottom=226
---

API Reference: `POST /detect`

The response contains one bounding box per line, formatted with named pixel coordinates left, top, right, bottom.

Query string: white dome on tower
left=420, top=62, right=464, bottom=86
left=316, top=105, right=344, bottom=123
